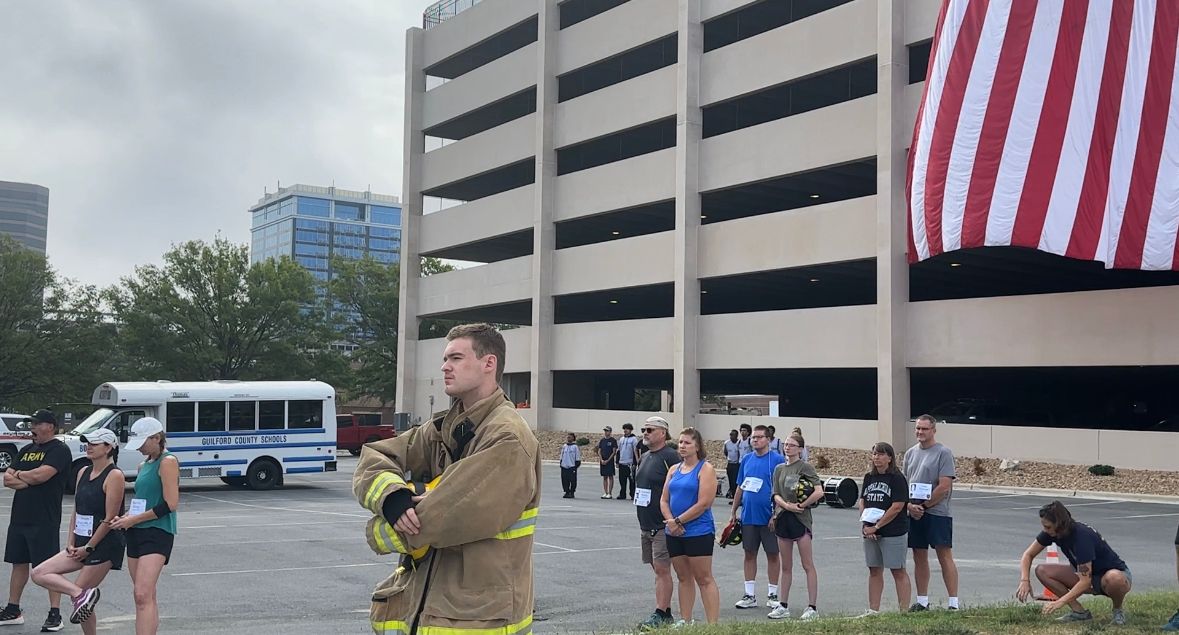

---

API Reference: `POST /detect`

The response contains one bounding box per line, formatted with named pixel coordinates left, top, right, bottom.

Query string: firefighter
left=353, top=324, right=540, bottom=635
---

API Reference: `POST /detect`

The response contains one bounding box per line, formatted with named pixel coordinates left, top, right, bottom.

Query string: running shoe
left=638, top=611, right=673, bottom=632
left=766, top=593, right=780, bottom=608
left=69, top=588, right=100, bottom=625
left=1055, top=609, right=1093, bottom=622
left=800, top=607, right=819, bottom=620
left=1110, top=609, right=1126, bottom=626
left=1162, top=609, right=1179, bottom=631
left=40, top=609, right=62, bottom=632
left=909, top=602, right=928, bottom=612
left=735, top=594, right=757, bottom=609
left=767, top=605, right=791, bottom=620
left=855, top=609, right=879, bottom=618
left=0, top=605, right=22, bottom=626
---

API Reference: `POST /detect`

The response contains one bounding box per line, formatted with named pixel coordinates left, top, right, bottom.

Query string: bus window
left=288, top=400, right=322, bottom=429
left=259, top=401, right=285, bottom=429
left=167, top=402, right=195, bottom=432
left=198, top=401, right=227, bottom=432
left=228, top=401, right=256, bottom=431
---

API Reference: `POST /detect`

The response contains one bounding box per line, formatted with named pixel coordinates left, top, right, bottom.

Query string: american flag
left=908, top=0, right=1179, bottom=270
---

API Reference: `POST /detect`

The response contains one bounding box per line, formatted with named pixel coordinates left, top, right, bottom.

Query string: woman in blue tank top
left=659, top=427, right=720, bottom=625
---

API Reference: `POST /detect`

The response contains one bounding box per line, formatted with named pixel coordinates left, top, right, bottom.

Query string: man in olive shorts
left=635, top=417, right=679, bottom=631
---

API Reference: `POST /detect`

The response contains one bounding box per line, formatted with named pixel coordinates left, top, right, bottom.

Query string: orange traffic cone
left=1035, top=543, right=1060, bottom=601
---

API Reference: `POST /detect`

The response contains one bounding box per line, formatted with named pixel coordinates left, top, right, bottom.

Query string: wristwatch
left=83, top=545, right=95, bottom=554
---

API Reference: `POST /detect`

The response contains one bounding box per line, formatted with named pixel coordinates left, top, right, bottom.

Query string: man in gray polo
left=904, top=414, right=960, bottom=611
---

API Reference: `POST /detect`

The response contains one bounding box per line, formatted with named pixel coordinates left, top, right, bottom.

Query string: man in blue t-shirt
left=729, top=425, right=786, bottom=610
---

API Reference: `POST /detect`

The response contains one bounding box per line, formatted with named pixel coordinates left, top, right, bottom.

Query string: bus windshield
left=65, top=408, right=115, bottom=437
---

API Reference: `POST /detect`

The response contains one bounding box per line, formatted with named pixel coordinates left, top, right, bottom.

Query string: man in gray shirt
left=903, top=414, right=960, bottom=611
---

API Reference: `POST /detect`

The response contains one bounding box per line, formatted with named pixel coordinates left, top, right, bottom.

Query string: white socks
left=916, top=596, right=929, bottom=607
left=768, top=584, right=779, bottom=596
left=744, top=581, right=755, bottom=596
left=947, top=597, right=960, bottom=609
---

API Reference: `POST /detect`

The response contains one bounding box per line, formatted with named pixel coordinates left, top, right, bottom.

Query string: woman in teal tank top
left=110, top=417, right=179, bottom=635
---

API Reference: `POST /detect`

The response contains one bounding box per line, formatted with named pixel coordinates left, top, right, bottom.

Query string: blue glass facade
left=249, top=190, right=402, bottom=335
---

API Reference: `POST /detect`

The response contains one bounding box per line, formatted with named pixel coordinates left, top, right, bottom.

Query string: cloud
left=0, top=0, right=425, bottom=286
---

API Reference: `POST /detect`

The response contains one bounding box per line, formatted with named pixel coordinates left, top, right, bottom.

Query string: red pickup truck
left=337, top=413, right=396, bottom=455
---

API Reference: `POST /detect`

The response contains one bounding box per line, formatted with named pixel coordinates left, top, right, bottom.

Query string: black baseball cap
left=29, top=409, right=57, bottom=425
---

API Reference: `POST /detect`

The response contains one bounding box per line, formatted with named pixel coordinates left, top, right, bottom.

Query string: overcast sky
left=0, top=1, right=424, bottom=287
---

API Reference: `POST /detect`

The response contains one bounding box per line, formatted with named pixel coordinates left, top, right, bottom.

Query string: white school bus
left=62, top=380, right=337, bottom=491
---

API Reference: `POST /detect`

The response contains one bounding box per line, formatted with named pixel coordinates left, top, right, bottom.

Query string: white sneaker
left=600, top=493, right=612, bottom=499
left=767, top=605, right=791, bottom=620
left=854, top=609, right=879, bottom=619
left=766, top=593, right=780, bottom=608
left=800, top=607, right=818, bottom=620
left=672, top=619, right=693, bottom=629
left=734, top=594, right=757, bottom=609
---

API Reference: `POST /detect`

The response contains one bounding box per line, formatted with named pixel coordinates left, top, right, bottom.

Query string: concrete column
left=671, top=0, right=702, bottom=434
left=875, top=0, right=913, bottom=449
left=529, top=0, right=559, bottom=431
left=396, top=27, right=426, bottom=421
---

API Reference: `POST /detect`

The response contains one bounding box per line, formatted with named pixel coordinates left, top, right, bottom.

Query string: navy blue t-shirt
left=598, top=437, right=618, bottom=462
left=1037, top=522, right=1126, bottom=577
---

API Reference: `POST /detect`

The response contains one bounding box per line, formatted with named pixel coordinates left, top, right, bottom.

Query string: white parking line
left=185, top=519, right=366, bottom=529
left=534, top=546, right=639, bottom=555
left=172, top=562, right=385, bottom=577
left=1106, top=512, right=1179, bottom=519
left=958, top=494, right=1026, bottom=501
left=533, top=541, right=574, bottom=552
left=188, top=492, right=369, bottom=518
left=1009, top=500, right=1123, bottom=510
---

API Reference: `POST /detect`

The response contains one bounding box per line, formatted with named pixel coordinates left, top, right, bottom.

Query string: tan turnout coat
left=353, top=389, right=541, bottom=635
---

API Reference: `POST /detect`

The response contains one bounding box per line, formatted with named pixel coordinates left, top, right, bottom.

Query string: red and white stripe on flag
left=907, top=0, right=1179, bottom=270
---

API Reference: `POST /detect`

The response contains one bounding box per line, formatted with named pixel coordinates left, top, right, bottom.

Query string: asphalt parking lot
left=0, top=456, right=1175, bottom=634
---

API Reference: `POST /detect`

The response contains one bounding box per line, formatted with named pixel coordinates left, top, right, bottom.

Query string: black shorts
left=4, top=523, right=59, bottom=566
left=908, top=514, right=953, bottom=549
left=600, top=463, right=615, bottom=477
left=126, top=527, right=174, bottom=565
left=73, top=532, right=125, bottom=571
left=666, top=533, right=715, bottom=558
left=1174, top=522, right=1178, bottom=545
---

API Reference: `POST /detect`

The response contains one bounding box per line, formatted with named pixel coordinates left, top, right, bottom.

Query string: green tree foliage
left=0, top=236, right=119, bottom=412
left=107, top=238, right=346, bottom=383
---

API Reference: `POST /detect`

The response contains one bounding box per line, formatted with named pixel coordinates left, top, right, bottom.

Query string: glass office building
left=0, top=180, right=50, bottom=255
left=248, top=184, right=401, bottom=344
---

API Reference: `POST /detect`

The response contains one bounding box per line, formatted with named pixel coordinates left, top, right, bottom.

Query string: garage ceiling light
left=609, top=299, right=619, bottom=304
left=809, top=278, right=820, bottom=283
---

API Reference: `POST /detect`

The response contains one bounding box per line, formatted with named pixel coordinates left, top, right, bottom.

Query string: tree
left=330, top=256, right=457, bottom=404
left=107, top=238, right=345, bottom=382
left=0, top=236, right=120, bottom=412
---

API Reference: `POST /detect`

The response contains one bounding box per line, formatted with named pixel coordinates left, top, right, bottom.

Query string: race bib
left=129, top=498, right=148, bottom=516
left=633, top=488, right=652, bottom=507
left=740, top=477, right=764, bottom=493
left=909, top=482, right=933, bottom=500
left=74, top=514, right=94, bottom=537
left=860, top=507, right=885, bottom=523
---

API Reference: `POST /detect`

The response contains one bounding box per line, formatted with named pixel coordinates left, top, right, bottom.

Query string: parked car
left=0, top=413, right=34, bottom=470
left=928, top=399, right=1058, bottom=428
left=337, top=413, right=396, bottom=456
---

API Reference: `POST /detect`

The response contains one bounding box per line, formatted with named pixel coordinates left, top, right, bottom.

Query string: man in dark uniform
left=0, top=410, right=71, bottom=632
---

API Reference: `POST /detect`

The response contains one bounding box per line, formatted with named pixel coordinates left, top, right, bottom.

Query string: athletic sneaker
left=909, top=602, right=929, bottom=612
left=600, top=494, right=612, bottom=499
left=70, top=588, right=100, bottom=624
left=735, top=594, right=757, bottom=609
left=638, top=611, right=673, bottom=632
left=855, top=609, right=879, bottom=618
left=1055, top=609, right=1093, bottom=622
left=766, top=593, right=780, bottom=608
left=1162, top=609, right=1179, bottom=631
left=616, top=495, right=627, bottom=500
left=672, top=619, right=693, bottom=628
left=40, top=609, right=62, bottom=633
left=0, top=605, right=23, bottom=625
left=767, top=605, right=791, bottom=619
left=1110, top=609, right=1126, bottom=626
left=800, top=607, right=819, bottom=621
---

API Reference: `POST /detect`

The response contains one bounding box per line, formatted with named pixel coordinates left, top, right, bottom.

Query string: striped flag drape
left=907, top=0, right=1179, bottom=270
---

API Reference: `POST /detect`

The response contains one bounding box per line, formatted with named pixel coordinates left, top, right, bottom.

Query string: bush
left=576, top=437, right=590, bottom=446
left=1088, top=464, right=1115, bottom=476
left=814, top=454, right=831, bottom=469
left=973, top=457, right=987, bottom=476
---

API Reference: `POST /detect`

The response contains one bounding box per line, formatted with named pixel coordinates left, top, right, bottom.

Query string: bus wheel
left=220, top=476, right=248, bottom=488
left=246, top=459, right=281, bottom=491
left=348, top=448, right=362, bottom=456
